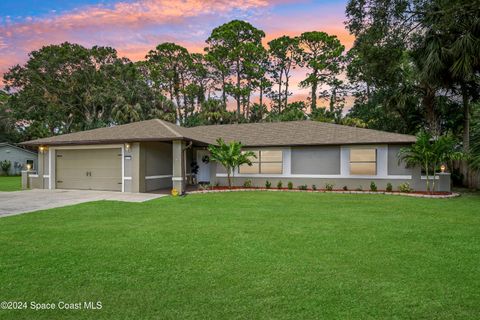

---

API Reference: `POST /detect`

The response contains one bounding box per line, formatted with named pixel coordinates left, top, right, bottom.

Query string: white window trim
left=236, top=148, right=290, bottom=176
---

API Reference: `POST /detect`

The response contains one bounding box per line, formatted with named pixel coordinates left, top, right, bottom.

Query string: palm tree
left=399, top=131, right=464, bottom=192
left=431, top=134, right=464, bottom=191
left=208, top=138, right=256, bottom=188
left=112, top=98, right=142, bottom=124
left=399, top=131, right=435, bottom=192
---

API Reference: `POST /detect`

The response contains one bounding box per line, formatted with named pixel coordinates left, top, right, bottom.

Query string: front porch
left=123, top=140, right=214, bottom=194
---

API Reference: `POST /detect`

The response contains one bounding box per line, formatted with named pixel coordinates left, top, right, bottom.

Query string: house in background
left=21, top=119, right=451, bottom=193
left=0, top=142, right=38, bottom=176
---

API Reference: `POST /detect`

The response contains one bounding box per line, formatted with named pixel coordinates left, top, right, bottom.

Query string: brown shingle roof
left=186, top=120, right=416, bottom=146
left=22, top=119, right=416, bottom=146
left=22, top=119, right=189, bottom=145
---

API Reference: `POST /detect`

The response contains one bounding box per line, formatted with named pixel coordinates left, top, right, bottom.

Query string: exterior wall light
left=125, top=143, right=131, bottom=152
left=26, top=164, right=32, bottom=170
left=39, top=146, right=47, bottom=153
left=440, top=164, right=446, bottom=173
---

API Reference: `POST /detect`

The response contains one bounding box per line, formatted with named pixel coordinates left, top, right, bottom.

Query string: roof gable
left=0, top=143, right=38, bottom=154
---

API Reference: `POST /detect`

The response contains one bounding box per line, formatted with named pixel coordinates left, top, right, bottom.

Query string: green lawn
left=0, top=176, right=21, bottom=191
left=0, top=192, right=479, bottom=319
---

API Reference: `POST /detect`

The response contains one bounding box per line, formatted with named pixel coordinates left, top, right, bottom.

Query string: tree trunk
left=221, top=74, right=227, bottom=107
left=236, top=60, right=241, bottom=118
left=278, top=70, right=283, bottom=113
left=175, top=93, right=182, bottom=125
left=462, top=84, right=470, bottom=151
left=461, top=84, right=471, bottom=187
left=259, top=86, right=263, bottom=119
left=227, top=169, right=232, bottom=189
left=425, top=161, right=430, bottom=192
left=284, top=75, right=289, bottom=110
left=311, top=80, right=317, bottom=111
left=422, top=85, right=437, bottom=135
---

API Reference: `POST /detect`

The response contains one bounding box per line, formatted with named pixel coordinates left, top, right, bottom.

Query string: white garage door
left=56, top=148, right=122, bottom=191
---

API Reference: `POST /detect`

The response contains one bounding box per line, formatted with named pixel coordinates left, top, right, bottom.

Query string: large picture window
left=350, top=148, right=376, bottom=175
left=239, top=150, right=283, bottom=174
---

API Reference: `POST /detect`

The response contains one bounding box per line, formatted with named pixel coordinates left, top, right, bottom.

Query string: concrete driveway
left=0, top=189, right=166, bottom=217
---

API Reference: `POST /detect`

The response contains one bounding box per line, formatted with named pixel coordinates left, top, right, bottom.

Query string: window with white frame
left=239, top=150, right=283, bottom=174
left=350, top=148, right=376, bottom=175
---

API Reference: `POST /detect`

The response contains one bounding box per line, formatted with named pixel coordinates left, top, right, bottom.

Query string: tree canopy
left=1, top=9, right=480, bottom=186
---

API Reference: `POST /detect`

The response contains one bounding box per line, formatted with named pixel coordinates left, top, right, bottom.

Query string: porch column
left=37, top=148, right=46, bottom=188
left=172, top=140, right=186, bottom=194
left=131, top=142, right=145, bottom=193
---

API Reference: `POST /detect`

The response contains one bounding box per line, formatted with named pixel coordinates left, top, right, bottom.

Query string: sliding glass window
left=239, top=150, right=283, bottom=174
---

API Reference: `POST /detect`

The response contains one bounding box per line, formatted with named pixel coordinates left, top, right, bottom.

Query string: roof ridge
left=155, top=119, right=183, bottom=138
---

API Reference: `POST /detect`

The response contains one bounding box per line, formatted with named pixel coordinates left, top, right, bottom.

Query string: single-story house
left=0, top=142, right=38, bottom=175
left=21, top=119, right=450, bottom=193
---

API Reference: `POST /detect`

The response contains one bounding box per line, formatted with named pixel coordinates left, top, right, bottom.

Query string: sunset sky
left=0, top=0, right=354, bottom=104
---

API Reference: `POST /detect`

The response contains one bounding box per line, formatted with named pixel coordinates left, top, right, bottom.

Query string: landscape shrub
left=386, top=182, right=393, bottom=192
left=312, top=184, right=317, bottom=191
left=287, top=181, right=293, bottom=190
left=398, top=182, right=413, bottom=193
left=198, top=184, right=211, bottom=191
left=298, top=184, right=308, bottom=190
left=325, top=183, right=334, bottom=191
left=342, top=185, right=348, bottom=191
left=265, top=180, right=272, bottom=189
left=370, top=181, right=378, bottom=192
left=277, top=181, right=283, bottom=189
left=0, top=160, right=11, bottom=176
left=243, top=179, right=252, bottom=188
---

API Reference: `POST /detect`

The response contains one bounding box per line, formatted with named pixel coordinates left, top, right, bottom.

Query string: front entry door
left=196, top=150, right=210, bottom=183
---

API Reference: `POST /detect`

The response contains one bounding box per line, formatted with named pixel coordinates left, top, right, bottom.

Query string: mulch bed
left=189, top=187, right=458, bottom=198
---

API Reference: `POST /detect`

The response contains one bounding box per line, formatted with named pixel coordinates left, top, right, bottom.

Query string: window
left=239, top=150, right=283, bottom=174
left=350, top=148, right=376, bottom=175
left=26, top=159, right=34, bottom=170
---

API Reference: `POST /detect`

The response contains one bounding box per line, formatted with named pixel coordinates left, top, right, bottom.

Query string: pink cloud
left=0, top=0, right=275, bottom=76
left=1, top=0, right=356, bottom=109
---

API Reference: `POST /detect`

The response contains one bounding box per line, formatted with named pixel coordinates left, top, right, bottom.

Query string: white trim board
left=48, top=148, right=52, bottom=190
left=145, top=175, right=172, bottom=180
left=216, top=173, right=412, bottom=180
left=51, top=144, right=123, bottom=150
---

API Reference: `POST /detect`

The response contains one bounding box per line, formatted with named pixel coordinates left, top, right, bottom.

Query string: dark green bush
left=386, top=183, right=393, bottom=192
